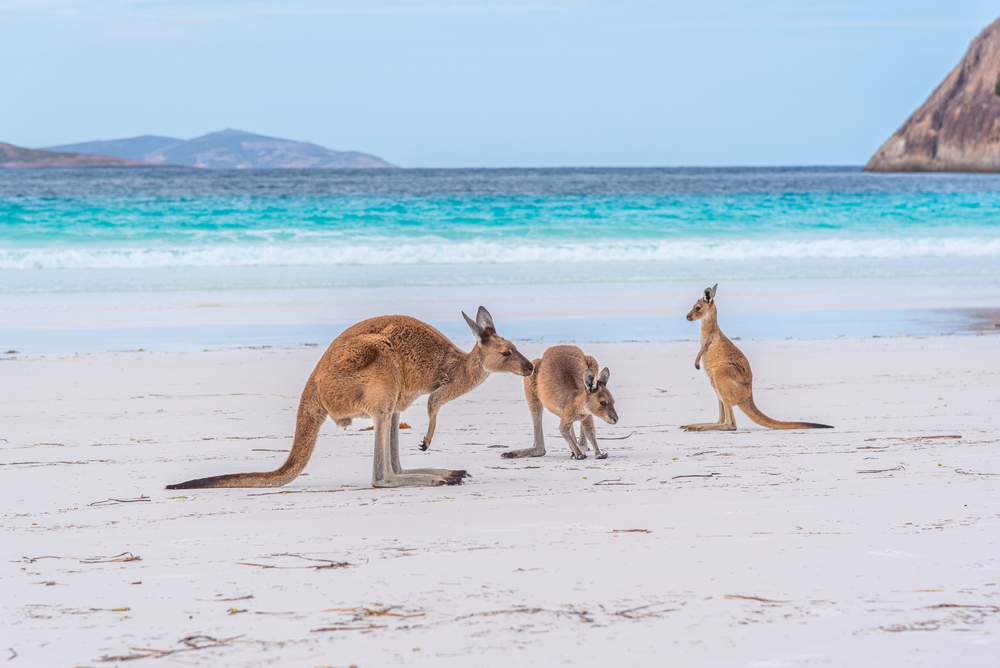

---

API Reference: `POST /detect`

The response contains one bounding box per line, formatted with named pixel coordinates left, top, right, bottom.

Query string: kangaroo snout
left=604, top=409, right=619, bottom=425
left=521, top=361, right=535, bottom=376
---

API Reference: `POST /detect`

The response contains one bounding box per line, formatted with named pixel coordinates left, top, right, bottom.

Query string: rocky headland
left=865, top=17, right=1000, bottom=172
left=0, top=143, right=153, bottom=169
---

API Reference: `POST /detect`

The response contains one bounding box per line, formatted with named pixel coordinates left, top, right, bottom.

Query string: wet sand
left=4, top=275, right=1000, bottom=355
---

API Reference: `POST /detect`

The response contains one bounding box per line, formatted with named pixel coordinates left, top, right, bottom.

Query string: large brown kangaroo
left=166, top=307, right=534, bottom=489
left=502, top=345, right=618, bottom=460
left=681, top=284, right=833, bottom=432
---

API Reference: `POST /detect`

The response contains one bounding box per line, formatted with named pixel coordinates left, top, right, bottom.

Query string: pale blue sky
left=1, top=1, right=997, bottom=167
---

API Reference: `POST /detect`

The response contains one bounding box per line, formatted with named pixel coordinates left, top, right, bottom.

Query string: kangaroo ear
left=709, top=284, right=718, bottom=301
left=598, top=367, right=610, bottom=385
left=463, top=310, right=487, bottom=342
left=584, top=369, right=598, bottom=393
left=476, top=305, right=496, bottom=332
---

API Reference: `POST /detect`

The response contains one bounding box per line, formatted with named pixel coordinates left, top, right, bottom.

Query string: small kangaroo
left=166, top=306, right=534, bottom=489
left=682, top=284, right=833, bottom=432
left=502, top=345, right=618, bottom=460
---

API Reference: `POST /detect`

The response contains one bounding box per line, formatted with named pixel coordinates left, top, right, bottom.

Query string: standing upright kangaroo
left=502, top=345, right=618, bottom=460
left=681, top=284, right=833, bottom=432
left=166, top=307, right=534, bottom=489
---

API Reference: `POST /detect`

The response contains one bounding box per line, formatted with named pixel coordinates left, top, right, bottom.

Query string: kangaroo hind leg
left=560, top=418, right=586, bottom=460
left=387, top=410, right=466, bottom=478
left=372, top=412, right=466, bottom=487
left=503, top=360, right=547, bottom=459
left=389, top=412, right=403, bottom=474
left=722, top=399, right=738, bottom=430
left=681, top=399, right=727, bottom=432
left=685, top=399, right=737, bottom=431
left=577, top=422, right=591, bottom=452
left=582, top=415, right=607, bottom=460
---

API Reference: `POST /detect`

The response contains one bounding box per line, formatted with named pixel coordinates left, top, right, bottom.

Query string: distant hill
left=43, top=129, right=397, bottom=169
left=865, top=17, right=1000, bottom=172
left=44, top=135, right=181, bottom=162
left=0, top=142, right=154, bottom=169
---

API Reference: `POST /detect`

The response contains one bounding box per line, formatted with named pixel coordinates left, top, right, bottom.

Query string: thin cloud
left=2, top=0, right=583, bottom=47
left=1, top=0, right=585, bottom=21
left=636, top=19, right=987, bottom=30
left=94, top=18, right=207, bottom=46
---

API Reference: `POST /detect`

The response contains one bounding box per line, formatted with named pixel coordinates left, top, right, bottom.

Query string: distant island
left=865, top=17, right=1000, bottom=172
left=0, top=143, right=152, bottom=169
left=1, top=129, right=397, bottom=170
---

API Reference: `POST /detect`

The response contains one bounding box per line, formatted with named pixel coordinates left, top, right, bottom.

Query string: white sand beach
left=2, top=335, right=998, bottom=666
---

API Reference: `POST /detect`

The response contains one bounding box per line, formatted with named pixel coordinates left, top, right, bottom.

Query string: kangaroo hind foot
left=402, top=467, right=470, bottom=479
left=680, top=422, right=736, bottom=432
left=373, top=470, right=467, bottom=487
left=501, top=447, right=544, bottom=459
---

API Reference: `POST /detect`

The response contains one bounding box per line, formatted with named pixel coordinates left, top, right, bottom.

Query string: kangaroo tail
left=739, top=395, right=833, bottom=430
left=166, top=379, right=329, bottom=489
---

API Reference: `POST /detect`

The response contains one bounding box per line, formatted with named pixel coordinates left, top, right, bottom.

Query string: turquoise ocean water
left=2, top=166, right=999, bottom=351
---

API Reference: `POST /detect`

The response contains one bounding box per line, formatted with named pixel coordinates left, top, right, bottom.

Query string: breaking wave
left=3, top=236, right=1000, bottom=270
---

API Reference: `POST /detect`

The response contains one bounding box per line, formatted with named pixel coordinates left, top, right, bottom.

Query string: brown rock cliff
left=864, top=17, right=1000, bottom=172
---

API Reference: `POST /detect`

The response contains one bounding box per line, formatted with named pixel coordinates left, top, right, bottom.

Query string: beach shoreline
left=4, top=275, right=1000, bottom=355
left=3, top=338, right=998, bottom=666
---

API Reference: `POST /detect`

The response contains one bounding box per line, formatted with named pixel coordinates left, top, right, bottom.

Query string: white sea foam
left=2, top=237, right=1000, bottom=270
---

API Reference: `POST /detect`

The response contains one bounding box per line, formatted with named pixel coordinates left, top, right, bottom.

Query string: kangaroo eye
left=695, top=306, right=701, bottom=310
left=600, top=401, right=608, bottom=407
left=501, top=351, right=511, bottom=357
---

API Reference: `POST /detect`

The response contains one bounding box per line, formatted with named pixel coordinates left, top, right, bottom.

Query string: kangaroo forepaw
left=500, top=451, right=514, bottom=459
left=596, top=453, right=608, bottom=460
left=418, top=440, right=429, bottom=452
left=572, top=453, right=588, bottom=460
left=694, top=363, right=700, bottom=370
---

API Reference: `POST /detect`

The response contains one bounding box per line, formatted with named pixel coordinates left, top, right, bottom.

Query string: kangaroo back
left=739, top=393, right=833, bottom=430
